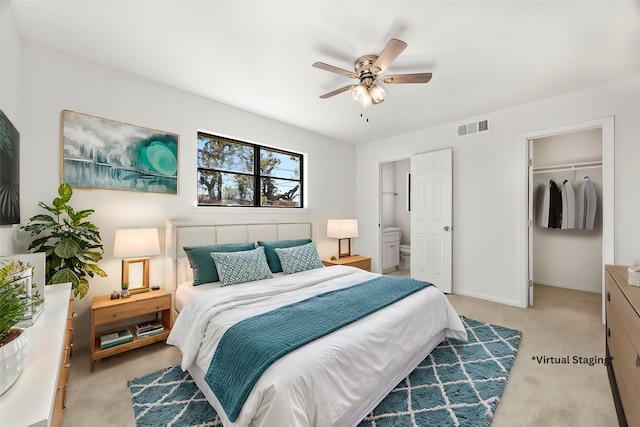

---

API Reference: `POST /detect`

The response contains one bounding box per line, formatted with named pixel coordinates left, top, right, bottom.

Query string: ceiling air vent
left=457, top=118, right=490, bottom=137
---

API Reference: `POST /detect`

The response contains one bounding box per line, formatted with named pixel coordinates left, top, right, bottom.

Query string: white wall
left=356, top=76, right=640, bottom=307
left=0, top=1, right=23, bottom=255
left=532, top=129, right=602, bottom=293
left=5, top=40, right=356, bottom=349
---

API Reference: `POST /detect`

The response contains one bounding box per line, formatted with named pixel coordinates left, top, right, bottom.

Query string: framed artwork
left=62, top=110, right=179, bottom=194
left=0, top=109, right=20, bottom=225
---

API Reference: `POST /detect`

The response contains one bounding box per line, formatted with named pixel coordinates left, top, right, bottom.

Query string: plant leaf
left=86, top=263, right=107, bottom=277
left=74, top=280, right=90, bottom=299
left=58, top=182, right=73, bottom=201
left=51, top=268, right=79, bottom=286
left=54, top=238, right=81, bottom=259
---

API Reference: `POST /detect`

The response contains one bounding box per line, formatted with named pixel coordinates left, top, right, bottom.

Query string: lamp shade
left=113, top=228, right=160, bottom=258
left=327, top=219, right=359, bottom=239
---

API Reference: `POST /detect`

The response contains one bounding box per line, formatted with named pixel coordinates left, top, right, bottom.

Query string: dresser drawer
left=606, top=275, right=640, bottom=356
left=607, top=306, right=640, bottom=427
left=606, top=267, right=640, bottom=427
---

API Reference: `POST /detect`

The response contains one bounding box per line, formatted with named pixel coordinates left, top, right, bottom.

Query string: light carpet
left=128, top=316, right=522, bottom=427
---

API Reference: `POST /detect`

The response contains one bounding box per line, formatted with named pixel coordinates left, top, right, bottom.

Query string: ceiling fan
left=313, top=38, right=432, bottom=107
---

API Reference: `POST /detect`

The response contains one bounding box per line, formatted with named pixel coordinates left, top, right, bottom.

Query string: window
left=197, top=132, right=303, bottom=208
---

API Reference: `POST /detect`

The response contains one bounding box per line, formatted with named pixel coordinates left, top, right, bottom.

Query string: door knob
left=444, top=226, right=451, bottom=231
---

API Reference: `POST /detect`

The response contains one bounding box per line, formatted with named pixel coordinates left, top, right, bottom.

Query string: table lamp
left=327, top=219, right=358, bottom=258
left=113, top=228, right=160, bottom=294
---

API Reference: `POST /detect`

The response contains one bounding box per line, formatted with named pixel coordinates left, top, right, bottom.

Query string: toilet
left=399, top=244, right=411, bottom=269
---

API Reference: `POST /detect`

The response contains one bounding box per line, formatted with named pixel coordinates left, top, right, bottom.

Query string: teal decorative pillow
left=258, top=239, right=312, bottom=273
left=275, top=242, right=324, bottom=274
left=211, top=246, right=273, bottom=286
left=183, top=242, right=255, bottom=285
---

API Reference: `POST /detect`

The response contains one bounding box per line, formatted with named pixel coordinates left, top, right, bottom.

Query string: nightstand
left=322, top=255, right=371, bottom=271
left=90, top=290, right=172, bottom=371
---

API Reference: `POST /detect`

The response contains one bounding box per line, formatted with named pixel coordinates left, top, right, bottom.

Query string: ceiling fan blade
left=371, top=39, right=407, bottom=74
left=319, top=84, right=356, bottom=99
left=313, top=62, right=358, bottom=79
left=381, top=73, right=433, bottom=84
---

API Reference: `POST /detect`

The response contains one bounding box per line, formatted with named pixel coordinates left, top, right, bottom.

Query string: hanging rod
left=532, top=160, right=602, bottom=174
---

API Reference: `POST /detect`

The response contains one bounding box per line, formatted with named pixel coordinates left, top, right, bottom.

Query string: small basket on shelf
left=628, top=267, right=640, bottom=287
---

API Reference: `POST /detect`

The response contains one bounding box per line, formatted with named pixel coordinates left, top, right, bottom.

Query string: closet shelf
left=533, top=160, right=602, bottom=174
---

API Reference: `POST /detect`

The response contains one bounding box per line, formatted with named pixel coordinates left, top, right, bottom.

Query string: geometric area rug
left=128, top=316, right=522, bottom=427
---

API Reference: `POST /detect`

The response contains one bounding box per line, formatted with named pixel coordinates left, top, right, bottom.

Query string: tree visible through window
left=197, top=132, right=303, bottom=207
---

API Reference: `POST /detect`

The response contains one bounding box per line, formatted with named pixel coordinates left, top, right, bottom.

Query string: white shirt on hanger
left=584, top=177, right=597, bottom=230
left=575, top=176, right=597, bottom=229
left=539, top=183, right=550, bottom=228
left=562, top=180, right=576, bottom=229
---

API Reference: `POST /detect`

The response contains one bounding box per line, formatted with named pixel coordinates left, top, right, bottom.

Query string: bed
left=164, top=220, right=467, bottom=427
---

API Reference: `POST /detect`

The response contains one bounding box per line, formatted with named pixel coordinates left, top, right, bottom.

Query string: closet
left=531, top=128, right=603, bottom=294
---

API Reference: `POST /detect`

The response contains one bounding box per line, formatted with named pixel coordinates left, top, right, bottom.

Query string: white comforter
left=168, top=265, right=467, bottom=427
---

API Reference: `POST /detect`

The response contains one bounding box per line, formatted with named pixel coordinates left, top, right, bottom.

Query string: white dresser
left=0, top=282, right=73, bottom=427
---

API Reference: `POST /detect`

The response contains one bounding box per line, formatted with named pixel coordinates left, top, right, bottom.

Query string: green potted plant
left=121, top=281, right=130, bottom=298
left=0, top=260, right=34, bottom=395
left=21, top=182, right=107, bottom=298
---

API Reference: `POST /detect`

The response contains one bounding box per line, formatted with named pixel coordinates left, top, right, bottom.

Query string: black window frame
left=197, top=132, right=304, bottom=208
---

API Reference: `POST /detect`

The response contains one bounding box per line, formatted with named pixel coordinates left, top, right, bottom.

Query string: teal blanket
left=205, top=275, right=432, bottom=421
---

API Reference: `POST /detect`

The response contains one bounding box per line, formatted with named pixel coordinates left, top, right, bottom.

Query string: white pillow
left=275, top=242, right=324, bottom=274
left=210, top=246, right=273, bottom=286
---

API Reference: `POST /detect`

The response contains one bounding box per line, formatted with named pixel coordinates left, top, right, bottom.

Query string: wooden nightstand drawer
left=323, top=255, right=371, bottom=271
left=93, top=294, right=170, bottom=325
left=348, top=258, right=371, bottom=271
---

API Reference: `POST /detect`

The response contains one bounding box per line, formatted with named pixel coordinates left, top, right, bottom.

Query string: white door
left=410, top=148, right=453, bottom=293
left=527, top=140, right=534, bottom=306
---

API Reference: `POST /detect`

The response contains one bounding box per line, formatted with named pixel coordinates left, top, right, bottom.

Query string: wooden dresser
left=605, top=265, right=640, bottom=427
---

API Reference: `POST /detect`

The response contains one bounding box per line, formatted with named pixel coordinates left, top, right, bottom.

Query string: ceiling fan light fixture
left=370, top=84, right=386, bottom=103
left=360, top=92, right=373, bottom=108
left=314, top=38, right=432, bottom=106
left=351, top=84, right=367, bottom=102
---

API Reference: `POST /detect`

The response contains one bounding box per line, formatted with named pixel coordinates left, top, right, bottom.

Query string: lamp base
left=337, top=238, right=352, bottom=258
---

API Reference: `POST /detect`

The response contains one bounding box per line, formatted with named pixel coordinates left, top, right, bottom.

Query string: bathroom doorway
left=379, top=156, right=411, bottom=277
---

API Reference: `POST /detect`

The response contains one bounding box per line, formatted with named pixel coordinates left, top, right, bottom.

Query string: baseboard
left=452, top=289, right=522, bottom=307
left=533, top=279, right=601, bottom=294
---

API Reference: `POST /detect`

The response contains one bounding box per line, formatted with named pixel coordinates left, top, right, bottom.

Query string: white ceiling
left=9, top=1, right=640, bottom=145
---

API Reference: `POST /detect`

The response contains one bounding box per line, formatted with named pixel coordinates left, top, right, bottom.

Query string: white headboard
left=165, top=220, right=316, bottom=295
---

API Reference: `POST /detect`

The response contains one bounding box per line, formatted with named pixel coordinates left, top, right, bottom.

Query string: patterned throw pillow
left=258, top=239, right=313, bottom=273
left=210, top=246, right=273, bottom=286
left=183, top=242, right=255, bottom=285
left=275, top=242, right=324, bottom=274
